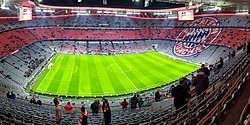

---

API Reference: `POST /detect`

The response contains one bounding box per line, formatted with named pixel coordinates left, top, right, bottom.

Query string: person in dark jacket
left=79, top=106, right=88, bottom=125
left=198, top=64, right=210, bottom=77
left=53, top=97, right=59, bottom=106
left=6, top=91, right=11, bottom=99
left=90, top=100, right=100, bottom=114
left=171, top=79, right=190, bottom=109
left=130, top=94, right=138, bottom=109
left=102, top=99, right=111, bottom=125
left=155, top=89, right=161, bottom=102
left=37, top=100, right=42, bottom=105
left=247, top=42, right=250, bottom=54
left=192, top=72, right=209, bottom=96
left=30, top=96, right=36, bottom=104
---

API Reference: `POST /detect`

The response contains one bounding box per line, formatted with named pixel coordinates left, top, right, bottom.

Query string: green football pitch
left=32, top=51, right=200, bottom=97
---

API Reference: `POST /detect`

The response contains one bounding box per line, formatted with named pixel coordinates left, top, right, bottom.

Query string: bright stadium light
left=189, top=0, right=193, bottom=6
left=0, top=2, right=10, bottom=10
left=132, top=0, right=140, bottom=2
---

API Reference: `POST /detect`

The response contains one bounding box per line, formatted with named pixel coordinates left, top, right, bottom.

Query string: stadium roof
left=0, top=0, right=249, bottom=17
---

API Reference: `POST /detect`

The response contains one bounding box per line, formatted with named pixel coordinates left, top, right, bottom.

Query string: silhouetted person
left=247, top=42, right=250, bottom=54
left=30, top=96, right=36, bottom=104
left=171, top=80, right=190, bottom=109
left=130, top=94, right=138, bottom=109
left=55, top=103, right=61, bottom=124
left=102, top=99, right=111, bottom=125
left=79, top=105, right=88, bottom=125
left=91, top=100, right=100, bottom=114
left=120, top=99, right=129, bottom=109
left=6, top=91, right=11, bottom=99
left=199, top=64, right=210, bottom=77
left=10, top=92, right=16, bottom=100
left=37, top=100, right=42, bottom=105
left=155, top=89, right=161, bottom=102
left=192, top=71, right=209, bottom=96
left=53, top=97, right=59, bottom=106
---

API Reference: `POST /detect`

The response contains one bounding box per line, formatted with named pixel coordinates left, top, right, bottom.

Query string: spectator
left=247, top=42, right=250, bottom=54
left=130, top=94, right=138, bottom=109
left=192, top=71, right=209, bottom=96
left=30, top=96, right=36, bottom=104
left=232, top=51, right=236, bottom=57
left=155, top=89, right=161, bottom=102
left=183, top=77, right=192, bottom=89
left=198, top=64, right=210, bottom=77
left=171, top=79, right=190, bottom=109
left=55, top=103, right=62, bottom=124
left=10, top=92, right=16, bottom=100
left=64, top=102, right=73, bottom=113
left=138, top=98, right=144, bottom=108
left=79, top=105, right=88, bottom=125
left=6, top=91, right=11, bottom=99
left=102, top=99, right=111, bottom=125
left=120, top=99, right=129, bottom=109
left=217, top=57, right=224, bottom=69
left=37, top=99, right=42, bottom=105
left=90, top=100, right=100, bottom=114
left=64, top=102, right=73, bottom=120
left=53, top=97, right=59, bottom=106
left=228, top=51, right=232, bottom=60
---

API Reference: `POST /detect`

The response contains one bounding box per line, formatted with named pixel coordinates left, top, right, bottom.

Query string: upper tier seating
left=0, top=15, right=249, bottom=32
left=0, top=27, right=249, bottom=58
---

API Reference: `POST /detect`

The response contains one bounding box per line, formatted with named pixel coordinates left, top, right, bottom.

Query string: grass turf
left=32, top=51, right=200, bottom=97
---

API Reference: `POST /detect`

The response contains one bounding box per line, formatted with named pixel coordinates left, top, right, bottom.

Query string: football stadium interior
left=0, top=0, right=250, bottom=125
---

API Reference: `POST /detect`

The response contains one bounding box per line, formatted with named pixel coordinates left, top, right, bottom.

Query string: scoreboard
left=178, top=9, right=194, bottom=21
left=19, top=7, right=32, bottom=21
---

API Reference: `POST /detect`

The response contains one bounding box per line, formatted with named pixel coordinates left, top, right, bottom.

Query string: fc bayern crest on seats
left=173, top=17, right=222, bottom=57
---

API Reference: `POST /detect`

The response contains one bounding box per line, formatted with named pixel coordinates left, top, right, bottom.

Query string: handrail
left=197, top=57, right=249, bottom=125
left=238, top=96, right=250, bottom=124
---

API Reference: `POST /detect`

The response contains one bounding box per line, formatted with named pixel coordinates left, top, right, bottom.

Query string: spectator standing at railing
left=30, top=96, right=36, bottom=104
left=120, top=99, right=129, bottom=109
left=91, top=100, right=100, bottom=114
left=171, top=79, right=190, bottom=109
left=102, top=99, right=111, bottom=125
left=37, top=99, right=42, bottom=105
left=53, top=97, right=59, bottom=106
left=6, top=91, right=11, bottom=99
left=198, top=64, right=210, bottom=77
left=10, top=91, right=16, bottom=100
left=55, top=103, right=62, bottom=124
left=79, top=105, right=88, bottom=125
left=192, top=71, right=209, bottom=99
left=247, top=42, right=250, bottom=54
left=155, top=89, right=161, bottom=102
left=130, top=94, right=138, bottom=109
left=138, top=97, right=144, bottom=108
left=64, top=102, right=73, bottom=121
